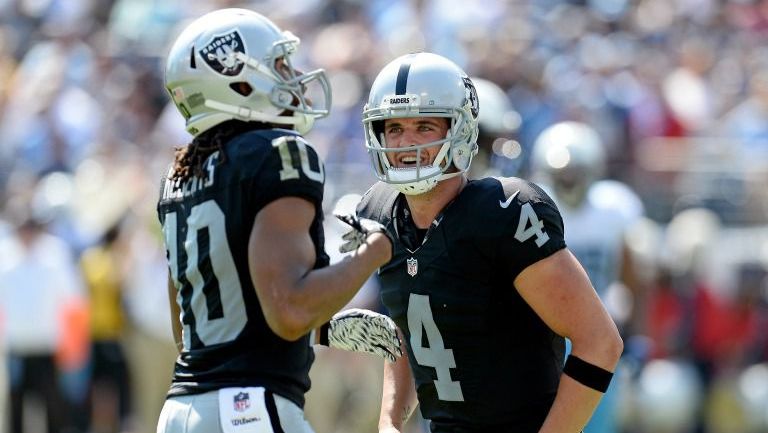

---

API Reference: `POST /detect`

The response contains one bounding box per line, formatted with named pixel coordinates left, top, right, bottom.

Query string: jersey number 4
left=408, top=294, right=464, bottom=402
left=515, top=202, right=550, bottom=247
left=162, top=200, right=247, bottom=349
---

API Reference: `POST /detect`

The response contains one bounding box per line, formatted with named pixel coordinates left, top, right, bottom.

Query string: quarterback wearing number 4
left=156, top=9, right=399, bottom=433
left=345, top=53, right=623, bottom=433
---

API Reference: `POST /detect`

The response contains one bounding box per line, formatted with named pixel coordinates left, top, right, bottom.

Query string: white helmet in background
left=737, top=363, right=768, bottom=432
left=363, top=52, right=479, bottom=195
left=634, top=359, right=702, bottom=433
left=472, top=77, right=519, bottom=136
left=164, top=8, right=331, bottom=136
left=531, top=121, right=605, bottom=208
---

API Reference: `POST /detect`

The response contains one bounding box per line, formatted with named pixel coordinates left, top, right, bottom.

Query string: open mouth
left=396, top=153, right=429, bottom=168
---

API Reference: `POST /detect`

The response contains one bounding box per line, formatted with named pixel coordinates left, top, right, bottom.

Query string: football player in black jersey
left=348, top=52, right=623, bottom=433
left=156, top=9, right=401, bottom=433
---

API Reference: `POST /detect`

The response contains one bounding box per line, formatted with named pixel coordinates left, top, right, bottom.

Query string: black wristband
left=562, top=355, right=613, bottom=393
left=319, top=322, right=330, bottom=346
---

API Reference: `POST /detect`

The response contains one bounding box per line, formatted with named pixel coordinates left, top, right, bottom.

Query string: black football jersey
left=156, top=128, right=329, bottom=408
left=357, top=177, right=567, bottom=432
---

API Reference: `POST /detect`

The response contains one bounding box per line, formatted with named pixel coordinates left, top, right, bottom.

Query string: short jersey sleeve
left=494, top=179, right=566, bottom=280
left=233, top=130, right=325, bottom=214
left=356, top=182, right=399, bottom=225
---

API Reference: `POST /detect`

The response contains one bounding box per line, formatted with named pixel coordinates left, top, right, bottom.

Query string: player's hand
left=327, top=308, right=402, bottom=362
left=335, top=212, right=394, bottom=257
left=379, top=428, right=402, bottom=433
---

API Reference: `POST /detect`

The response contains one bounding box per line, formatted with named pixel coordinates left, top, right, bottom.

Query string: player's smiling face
left=383, top=117, right=449, bottom=168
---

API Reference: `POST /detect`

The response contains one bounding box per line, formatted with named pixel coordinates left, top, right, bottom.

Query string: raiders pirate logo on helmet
left=462, top=76, right=479, bottom=118
left=200, top=30, right=246, bottom=76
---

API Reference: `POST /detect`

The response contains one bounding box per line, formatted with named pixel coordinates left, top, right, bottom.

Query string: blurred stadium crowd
left=0, top=0, right=767, bottom=432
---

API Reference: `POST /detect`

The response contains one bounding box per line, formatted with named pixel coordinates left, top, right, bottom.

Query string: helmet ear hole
left=230, top=82, right=253, bottom=96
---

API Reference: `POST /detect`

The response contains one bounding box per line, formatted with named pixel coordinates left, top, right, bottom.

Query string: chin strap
left=204, top=100, right=314, bottom=133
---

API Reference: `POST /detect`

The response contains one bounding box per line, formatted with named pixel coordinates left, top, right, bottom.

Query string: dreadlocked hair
left=171, top=120, right=267, bottom=187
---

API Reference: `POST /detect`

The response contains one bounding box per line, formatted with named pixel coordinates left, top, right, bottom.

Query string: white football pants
left=157, top=388, right=315, bottom=433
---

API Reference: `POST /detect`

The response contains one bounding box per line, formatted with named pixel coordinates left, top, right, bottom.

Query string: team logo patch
left=462, top=76, right=479, bottom=118
left=407, top=257, right=418, bottom=277
left=200, top=30, right=245, bottom=76
left=233, top=392, right=250, bottom=412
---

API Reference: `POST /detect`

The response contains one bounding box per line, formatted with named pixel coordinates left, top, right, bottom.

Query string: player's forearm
left=537, top=373, right=605, bottom=433
left=379, top=351, right=418, bottom=431
left=266, top=235, right=390, bottom=340
left=539, top=335, right=622, bottom=433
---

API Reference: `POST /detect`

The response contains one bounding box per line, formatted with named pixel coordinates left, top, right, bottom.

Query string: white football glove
left=320, top=308, right=402, bottom=362
left=334, top=213, right=394, bottom=254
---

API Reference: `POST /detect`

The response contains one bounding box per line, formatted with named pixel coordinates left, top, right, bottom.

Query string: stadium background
left=0, top=0, right=767, bottom=432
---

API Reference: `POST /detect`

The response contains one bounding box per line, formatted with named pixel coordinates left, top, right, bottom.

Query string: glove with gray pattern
left=320, top=308, right=402, bottom=362
left=335, top=213, right=394, bottom=255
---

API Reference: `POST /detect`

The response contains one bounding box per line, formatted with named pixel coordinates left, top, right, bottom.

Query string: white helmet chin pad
left=386, top=166, right=442, bottom=195
left=291, top=112, right=314, bottom=135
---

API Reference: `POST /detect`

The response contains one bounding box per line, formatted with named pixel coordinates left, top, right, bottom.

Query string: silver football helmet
left=363, top=53, right=479, bottom=195
left=164, top=8, right=331, bottom=136
left=531, top=121, right=605, bottom=208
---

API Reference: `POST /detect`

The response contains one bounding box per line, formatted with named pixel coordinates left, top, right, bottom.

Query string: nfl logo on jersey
left=233, top=392, right=250, bottom=412
left=407, top=257, right=418, bottom=277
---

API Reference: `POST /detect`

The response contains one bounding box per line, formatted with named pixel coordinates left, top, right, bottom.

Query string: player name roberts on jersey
left=156, top=129, right=328, bottom=408
left=357, top=177, right=568, bottom=432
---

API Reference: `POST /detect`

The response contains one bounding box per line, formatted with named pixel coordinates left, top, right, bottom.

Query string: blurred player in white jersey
left=532, top=121, right=644, bottom=433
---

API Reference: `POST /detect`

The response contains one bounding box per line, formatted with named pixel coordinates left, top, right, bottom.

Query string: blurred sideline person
left=119, top=216, right=179, bottom=433
left=531, top=121, right=646, bottom=433
left=157, top=9, right=402, bottom=433
left=347, top=52, right=622, bottom=433
left=79, top=222, right=133, bottom=433
left=0, top=204, right=88, bottom=433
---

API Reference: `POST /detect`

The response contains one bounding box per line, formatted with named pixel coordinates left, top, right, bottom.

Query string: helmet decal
left=462, top=76, right=479, bottom=118
left=200, top=30, right=246, bottom=76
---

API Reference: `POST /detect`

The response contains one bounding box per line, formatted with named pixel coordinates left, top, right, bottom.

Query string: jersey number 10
left=163, top=200, right=247, bottom=350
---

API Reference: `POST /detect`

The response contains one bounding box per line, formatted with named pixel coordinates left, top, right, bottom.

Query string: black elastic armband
left=318, top=322, right=330, bottom=346
left=562, top=355, right=613, bottom=393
